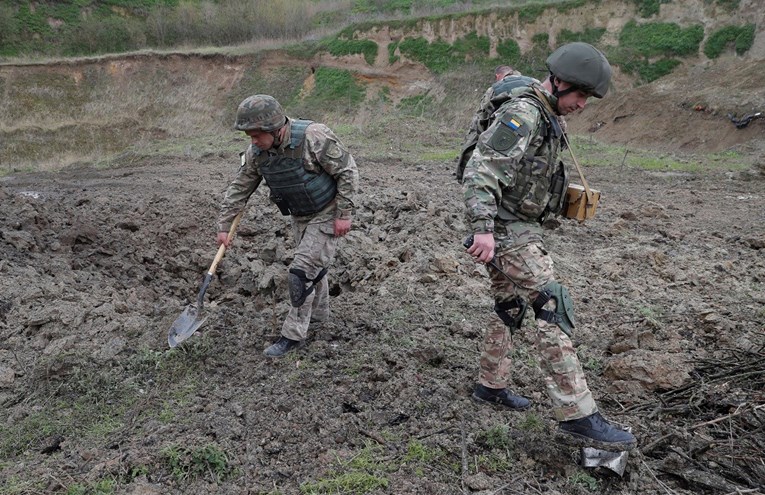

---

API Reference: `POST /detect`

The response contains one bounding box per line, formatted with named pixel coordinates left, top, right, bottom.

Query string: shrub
left=532, top=32, right=549, bottom=49
left=619, top=55, right=681, bottom=82
left=619, top=20, right=704, bottom=57
left=632, top=0, right=661, bottom=17
left=496, top=38, right=521, bottom=64
left=558, top=27, right=606, bottom=45
left=323, top=38, right=378, bottom=65
left=388, top=40, right=400, bottom=64
left=398, top=32, right=490, bottom=74
left=0, top=5, right=21, bottom=55
left=312, top=66, right=366, bottom=108
left=703, top=24, right=756, bottom=59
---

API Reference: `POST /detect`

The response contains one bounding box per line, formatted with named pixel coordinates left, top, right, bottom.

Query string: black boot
left=471, top=384, right=531, bottom=410
left=264, top=337, right=301, bottom=357
left=557, top=411, right=637, bottom=451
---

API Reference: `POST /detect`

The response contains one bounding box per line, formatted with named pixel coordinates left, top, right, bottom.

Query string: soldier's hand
left=334, top=218, right=351, bottom=237
left=216, top=231, right=230, bottom=247
left=467, top=232, right=495, bottom=264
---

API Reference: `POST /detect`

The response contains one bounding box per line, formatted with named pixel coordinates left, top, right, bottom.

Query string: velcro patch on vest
left=487, top=114, right=529, bottom=154
left=324, top=141, right=343, bottom=160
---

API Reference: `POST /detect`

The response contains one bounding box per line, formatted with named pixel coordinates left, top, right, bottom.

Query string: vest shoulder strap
left=514, top=92, right=561, bottom=141
left=289, top=119, right=314, bottom=149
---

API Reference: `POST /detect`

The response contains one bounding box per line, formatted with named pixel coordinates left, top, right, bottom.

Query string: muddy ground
left=0, top=125, right=763, bottom=495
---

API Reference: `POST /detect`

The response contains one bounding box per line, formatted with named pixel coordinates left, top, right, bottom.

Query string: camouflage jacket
left=462, top=84, right=568, bottom=247
left=217, top=118, right=359, bottom=232
left=462, top=72, right=530, bottom=153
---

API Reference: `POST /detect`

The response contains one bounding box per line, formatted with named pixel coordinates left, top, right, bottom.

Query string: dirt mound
left=568, top=58, right=765, bottom=154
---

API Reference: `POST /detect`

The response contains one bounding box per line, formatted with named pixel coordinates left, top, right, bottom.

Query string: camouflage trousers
left=281, top=218, right=337, bottom=341
left=479, top=240, right=597, bottom=421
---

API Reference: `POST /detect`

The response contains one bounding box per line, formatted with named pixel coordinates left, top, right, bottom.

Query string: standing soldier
left=461, top=43, right=637, bottom=451
left=217, top=95, right=359, bottom=358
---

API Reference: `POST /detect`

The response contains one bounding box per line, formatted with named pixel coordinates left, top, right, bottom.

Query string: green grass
left=397, top=94, right=436, bottom=117
left=568, top=137, right=753, bottom=172
left=420, top=150, right=459, bottom=161
left=161, top=443, right=234, bottom=482
left=637, top=304, right=663, bottom=328
left=300, top=443, right=391, bottom=494
left=569, top=470, right=600, bottom=491
left=477, top=424, right=513, bottom=450
left=0, top=353, right=137, bottom=459
left=301, top=472, right=389, bottom=494
left=65, top=478, right=116, bottom=495
left=0, top=476, right=48, bottom=495
left=403, top=440, right=443, bottom=463
left=0, top=342, right=209, bottom=461
left=518, top=412, right=545, bottom=432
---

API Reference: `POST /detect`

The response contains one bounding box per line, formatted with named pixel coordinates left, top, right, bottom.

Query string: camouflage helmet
left=234, top=95, right=286, bottom=132
left=546, top=42, right=612, bottom=98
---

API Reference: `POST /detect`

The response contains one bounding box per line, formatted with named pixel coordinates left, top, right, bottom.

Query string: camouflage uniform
left=463, top=70, right=523, bottom=153
left=218, top=119, right=358, bottom=341
left=462, top=84, right=597, bottom=422
left=458, top=73, right=568, bottom=182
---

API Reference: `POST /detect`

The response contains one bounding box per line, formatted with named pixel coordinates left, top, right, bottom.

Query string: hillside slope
left=1, top=0, right=764, bottom=170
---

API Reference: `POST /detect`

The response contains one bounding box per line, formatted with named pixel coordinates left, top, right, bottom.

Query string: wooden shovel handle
left=208, top=210, right=244, bottom=276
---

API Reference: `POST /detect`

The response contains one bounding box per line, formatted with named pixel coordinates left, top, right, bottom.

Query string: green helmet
left=234, top=95, right=286, bottom=132
left=546, top=42, right=612, bottom=98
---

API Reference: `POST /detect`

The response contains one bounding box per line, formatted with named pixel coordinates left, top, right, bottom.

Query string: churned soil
left=1, top=127, right=763, bottom=494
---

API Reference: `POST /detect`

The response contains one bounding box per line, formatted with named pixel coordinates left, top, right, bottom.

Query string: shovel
left=167, top=210, right=244, bottom=348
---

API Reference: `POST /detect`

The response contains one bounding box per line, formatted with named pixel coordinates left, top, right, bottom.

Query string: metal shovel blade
left=167, top=303, right=208, bottom=348
left=166, top=210, right=244, bottom=349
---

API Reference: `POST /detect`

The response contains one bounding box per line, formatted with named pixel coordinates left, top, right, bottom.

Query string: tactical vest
left=255, top=119, right=338, bottom=217
left=456, top=75, right=539, bottom=183
left=493, top=91, right=569, bottom=224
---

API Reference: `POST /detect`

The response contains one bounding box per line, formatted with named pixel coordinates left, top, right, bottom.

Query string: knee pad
left=494, top=297, right=527, bottom=333
left=287, top=267, right=328, bottom=307
left=532, top=281, right=575, bottom=336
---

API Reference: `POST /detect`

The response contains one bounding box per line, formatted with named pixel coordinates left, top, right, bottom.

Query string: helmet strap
left=271, top=122, right=287, bottom=148
left=550, top=74, right=577, bottom=99
left=271, top=130, right=282, bottom=148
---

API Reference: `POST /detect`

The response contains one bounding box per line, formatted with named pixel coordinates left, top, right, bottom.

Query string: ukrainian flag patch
left=506, top=118, right=522, bottom=130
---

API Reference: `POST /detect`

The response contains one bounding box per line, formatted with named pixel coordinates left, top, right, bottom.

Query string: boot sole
left=470, top=392, right=531, bottom=411
left=554, top=430, right=637, bottom=452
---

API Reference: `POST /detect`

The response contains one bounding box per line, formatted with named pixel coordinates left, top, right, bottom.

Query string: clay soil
left=1, top=111, right=764, bottom=495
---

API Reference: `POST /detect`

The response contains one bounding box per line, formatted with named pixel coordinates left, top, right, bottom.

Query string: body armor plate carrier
left=258, top=119, right=338, bottom=217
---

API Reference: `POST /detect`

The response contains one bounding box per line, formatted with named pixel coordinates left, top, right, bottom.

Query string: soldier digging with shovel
left=216, top=95, right=359, bottom=357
